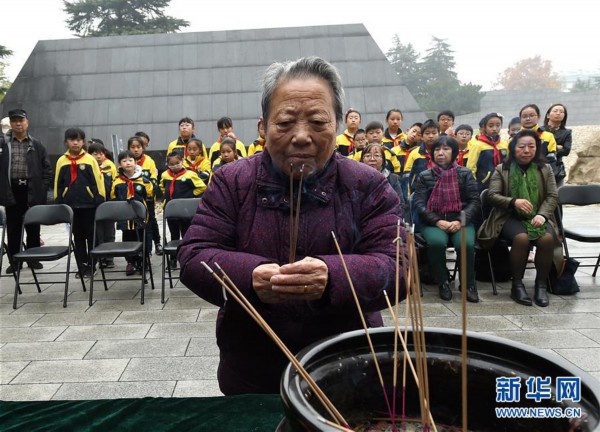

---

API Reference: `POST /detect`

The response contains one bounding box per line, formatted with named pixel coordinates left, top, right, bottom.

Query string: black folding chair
left=1, top=205, right=18, bottom=285
left=161, top=197, right=201, bottom=303
left=12, top=204, right=86, bottom=309
left=479, top=189, right=499, bottom=295
left=557, top=184, right=600, bottom=276
left=89, top=200, right=154, bottom=306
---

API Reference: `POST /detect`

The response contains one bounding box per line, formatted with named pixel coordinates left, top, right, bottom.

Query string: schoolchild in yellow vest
left=248, top=120, right=265, bottom=156
left=467, top=113, right=509, bottom=192
left=208, top=117, right=247, bottom=166
left=88, top=140, right=117, bottom=268
left=183, top=138, right=211, bottom=182
left=454, top=124, right=474, bottom=167
left=404, top=119, right=440, bottom=195
left=209, top=138, right=239, bottom=184
left=128, top=136, right=161, bottom=255
left=111, top=150, right=154, bottom=275
left=161, top=152, right=205, bottom=258
left=347, top=129, right=367, bottom=160
left=167, top=117, right=209, bottom=162
left=336, top=109, right=361, bottom=156
left=353, top=121, right=401, bottom=174
left=54, top=128, right=105, bottom=277
left=382, top=109, right=407, bottom=150
left=518, top=104, right=558, bottom=169
left=392, top=122, right=422, bottom=173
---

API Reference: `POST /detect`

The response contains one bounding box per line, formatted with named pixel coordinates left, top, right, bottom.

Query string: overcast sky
left=3, top=0, right=599, bottom=90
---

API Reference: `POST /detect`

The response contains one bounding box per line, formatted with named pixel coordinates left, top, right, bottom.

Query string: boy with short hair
left=167, top=117, right=209, bottom=162
left=54, top=128, right=106, bottom=278
left=208, top=116, right=247, bottom=165
left=437, top=110, right=455, bottom=136
left=248, top=120, right=265, bottom=156
left=404, top=119, right=440, bottom=194
left=111, top=149, right=154, bottom=276
left=393, top=122, right=422, bottom=173
left=454, top=124, right=474, bottom=167
left=88, top=140, right=117, bottom=268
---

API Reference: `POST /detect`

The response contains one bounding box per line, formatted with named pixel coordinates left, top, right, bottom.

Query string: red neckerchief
left=119, top=174, right=136, bottom=200
left=136, top=154, right=146, bottom=167
left=185, top=157, right=203, bottom=172
left=385, top=128, right=403, bottom=147
left=457, top=148, right=469, bottom=167
left=343, top=130, right=355, bottom=153
left=420, top=144, right=433, bottom=169
left=168, top=168, right=187, bottom=199
left=66, top=151, right=86, bottom=187
left=477, top=134, right=502, bottom=165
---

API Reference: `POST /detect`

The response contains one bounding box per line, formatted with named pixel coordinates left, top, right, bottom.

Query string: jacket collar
left=255, top=149, right=336, bottom=209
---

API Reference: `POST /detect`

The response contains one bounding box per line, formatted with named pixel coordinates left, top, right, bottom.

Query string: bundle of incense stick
left=460, top=211, right=468, bottom=432
left=201, top=261, right=349, bottom=428
left=289, top=164, right=305, bottom=264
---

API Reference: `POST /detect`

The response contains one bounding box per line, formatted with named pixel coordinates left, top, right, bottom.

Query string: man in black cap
left=0, top=109, right=52, bottom=273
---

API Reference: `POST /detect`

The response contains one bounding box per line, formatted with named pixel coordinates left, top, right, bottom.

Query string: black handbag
left=553, top=161, right=567, bottom=182
left=548, top=257, right=580, bottom=295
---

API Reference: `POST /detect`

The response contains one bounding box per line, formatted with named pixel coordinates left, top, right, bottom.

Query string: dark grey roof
left=2, top=23, right=424, bottom=157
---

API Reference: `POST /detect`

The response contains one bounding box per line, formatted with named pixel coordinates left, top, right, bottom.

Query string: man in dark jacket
left=179, top=57, right=405, bottom=395
left=0, top=109, right=52, bottom=273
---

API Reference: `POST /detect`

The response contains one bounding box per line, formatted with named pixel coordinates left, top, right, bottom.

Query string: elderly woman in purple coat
left=178, top=57, right=405, bottom=395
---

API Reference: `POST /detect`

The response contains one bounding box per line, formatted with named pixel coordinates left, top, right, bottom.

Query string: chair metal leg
left=146, top=256, right=155, bottom=291
left=593, top=253, right=600, bottom=277
left=13, top=263, right=22, bottom=309
left=73, top=241, right=86, bottom=292
left=167, top=254, right=174, bottom=289
left=30, top=265, right=42, bottom=293
left=140, top=254, right=145, bottom=305
left=63, top=254, right=71, bottom=308
left=487, top=250, right=498, bottom=295
left=89, top=258, right=95, bottom=306
left=99, top=264, right=109, bottom=291
left=161, top=249, right=166, bottom=304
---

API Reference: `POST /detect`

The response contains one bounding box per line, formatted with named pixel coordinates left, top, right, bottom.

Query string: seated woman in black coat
left=413, top=136, right=480, bottom=302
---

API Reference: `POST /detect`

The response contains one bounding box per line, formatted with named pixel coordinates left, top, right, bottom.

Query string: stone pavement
left=1, top=206, right=599, bottom=401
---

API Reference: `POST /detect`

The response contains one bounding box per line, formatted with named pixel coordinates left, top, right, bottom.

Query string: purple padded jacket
left=179, top=149, right=406, bottom=395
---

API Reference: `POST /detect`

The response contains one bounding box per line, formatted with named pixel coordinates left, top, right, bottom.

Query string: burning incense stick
left=202, top=261, right=348, bottom=427
left=290, top=164, right=305, bottom=263
left=460, top=211, right=468, bottom=432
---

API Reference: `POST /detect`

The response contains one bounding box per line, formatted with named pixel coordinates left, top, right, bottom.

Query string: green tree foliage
left=570, top=77, right=600, bottom=92
left=495, top=56, right=562, bottom=91
left=0, top=44, right=13, bottom=101
left=63, top=0, right=189, bottom=37
left=386, top=35, right=483, bottom=116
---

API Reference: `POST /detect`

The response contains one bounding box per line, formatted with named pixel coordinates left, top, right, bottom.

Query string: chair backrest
left=558, top=184, right=600, bottom=206
left=95, top=200, right=147, bottom=223
left=23, top=204, right=73, bottom=226
left=164, top=198, right=201, bottom=220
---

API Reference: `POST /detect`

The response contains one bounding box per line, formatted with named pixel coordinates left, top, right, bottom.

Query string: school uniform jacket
left=160, top=168, right=206, bottom=202
left=111, top=167, right=154, bottom=229
left=335, top=130, right=354, bottom=156
left=167, top=135, right=209, bottom=160
left=247, top=137, right=265, bottom=156
left=466, top=136, right=509, bottom=192
left=135, top=154, right=158, bottom=198
left=100, top=159, right=117, bottom=200
left=404, top=143, right=433, bottom=195
left=382, top=128, right=407, bottom=150
left=183, top=156, right=211, bottom=182
left=54, top=150, right=105, bottom=208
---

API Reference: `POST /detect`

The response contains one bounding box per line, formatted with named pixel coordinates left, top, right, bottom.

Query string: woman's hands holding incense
left=252, top=257, right=328, bottom=303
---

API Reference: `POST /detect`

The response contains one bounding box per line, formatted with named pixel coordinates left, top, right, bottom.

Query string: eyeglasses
left=364, top=154, right=383, bottom=160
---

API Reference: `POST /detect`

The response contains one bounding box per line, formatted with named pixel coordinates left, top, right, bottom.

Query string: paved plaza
left=1, top=206, right=599, bottom=401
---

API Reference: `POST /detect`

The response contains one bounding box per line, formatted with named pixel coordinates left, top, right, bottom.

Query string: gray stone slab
left=1, top=341, right=95, bottom=361
left=186, top=338, right=220, bottom=357
left=0, top=314, right=44, bottom=327
left=578, top=328, right=600, bottom=344
left=554, top=348, right=600, bottom=372
left=56, top=324, right=151, bottom=341
left=446, top=301, right=545, bottom=316
left=85, top=338, right=189, bottom=359
left=33, top=311, right=121, bottom=327
left=146, top=322, right=215, bottom=339
left=391, top=303, right=456, bottom=318
left=120, top=356, right=218, bottom=381
left=417, top=316, right=522, bottom=332
left=115, top=309, right=199, bottom=324
left=488, top=330, right=600, bottom=349
left=1, top=361, right=29, bottom=384
left=68, top=290, right=136, bottom=302
left=162, top=296, right=214, bottom=310
left=0, top=291, right=66, bottom=304
left=0, top=383, right=61, bottom=401
left=12, top=301, right=90, bottom=314
left=0, top=326, right=67, bottom=343
left=542, top=299, right=600, bottom=314
left=197, top=308, right=218, bottom=321
left=53, top=381, right=176, bottom=400
left=88, top=299, right=165, bottom=311
left=12, top=359, right=130, bottom=384
left=505, top=313, right=600, bottom=330
left=172, top=379, right=222, bottom=397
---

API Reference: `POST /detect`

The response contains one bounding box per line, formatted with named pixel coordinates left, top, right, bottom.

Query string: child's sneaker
left=126, top=263, right=137, bottom=276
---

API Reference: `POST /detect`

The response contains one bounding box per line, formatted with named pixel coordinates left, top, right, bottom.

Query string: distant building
left=1, top=23, right=424, bottom=160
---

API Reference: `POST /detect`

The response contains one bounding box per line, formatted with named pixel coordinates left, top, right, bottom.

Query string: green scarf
left=509, top=162, right=546, bottom=240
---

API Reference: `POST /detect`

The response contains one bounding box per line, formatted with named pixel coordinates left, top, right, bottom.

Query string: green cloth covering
left=0, top=394, right=285, bottom=432
left=509, top=162, right=546, bottom=240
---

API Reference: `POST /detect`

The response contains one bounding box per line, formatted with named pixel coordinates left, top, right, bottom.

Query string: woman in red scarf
left=412, top=136, right=480, bottom=302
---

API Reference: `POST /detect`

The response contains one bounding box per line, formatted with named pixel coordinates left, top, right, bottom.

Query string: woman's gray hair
left=261, top=57, right=344, bottom=130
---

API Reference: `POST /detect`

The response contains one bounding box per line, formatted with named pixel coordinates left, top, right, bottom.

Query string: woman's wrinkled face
left=514, top=136, right=537, bottom=165
left=265, top=77, right=337, bottom=179
left=362, top=145, right=384, bottom=171
left=433, top=143, right=453, bottom=167
left=520, top=107, right=539, bottom=129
